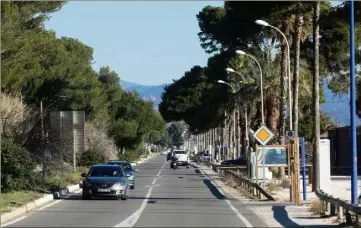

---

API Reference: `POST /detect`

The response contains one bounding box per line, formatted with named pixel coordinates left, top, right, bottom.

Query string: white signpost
left=252, top=125, right=274, bottom=187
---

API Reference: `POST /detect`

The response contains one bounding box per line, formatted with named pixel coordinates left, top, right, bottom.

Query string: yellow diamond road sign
left=253, top=125, right=274, bottom=146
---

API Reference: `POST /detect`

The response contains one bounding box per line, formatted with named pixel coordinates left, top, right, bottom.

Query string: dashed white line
left=197, top=166, right=253, bottom=228
left=113, top=161, right=167, bottom=227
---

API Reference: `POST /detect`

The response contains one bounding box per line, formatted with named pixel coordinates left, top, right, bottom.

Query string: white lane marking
left=144, top=184, right=160, bottom=188
left=197, top=166, right=253, bottom=228
left=114, top=161, right=167, bottom=227
left=1, top=189, right=83, bottom=227
left=1, top=216, right=28, bottom=227
left=37, top=189, right=82, bottom=211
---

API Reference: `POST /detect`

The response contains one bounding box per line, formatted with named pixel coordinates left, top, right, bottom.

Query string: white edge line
left=37, top=189, right=82, bottom=211
left=197, top=166, right=253, bottom=228
left=1, top=189, right=83, bottom=227
left=1, top=215, right=28, bottom=227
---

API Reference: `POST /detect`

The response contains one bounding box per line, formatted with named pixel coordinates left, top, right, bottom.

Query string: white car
left=173, top=150, right=190, bottom=166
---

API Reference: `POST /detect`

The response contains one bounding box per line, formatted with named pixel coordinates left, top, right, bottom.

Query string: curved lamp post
left=236, top=50, right=265, bottom=126
left=255, top=19, right=292, bottom=130
left=225, top=68, right=247, bottom=83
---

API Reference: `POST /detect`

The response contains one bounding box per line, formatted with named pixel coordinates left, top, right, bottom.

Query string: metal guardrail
left=223, top=169, right=275, bottom=201
left=316, top=189, right=361, bottom=223
left=210, top=163, right=275, bottom=201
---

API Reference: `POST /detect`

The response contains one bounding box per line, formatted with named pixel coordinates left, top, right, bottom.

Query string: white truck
left=173, top=150, right=190, bottom=166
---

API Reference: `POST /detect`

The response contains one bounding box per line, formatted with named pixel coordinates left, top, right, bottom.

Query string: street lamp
left=217, top=80, right=240, bottom=93
left=255, top=19, right=292, bottom=130
left=236, top=50, right=265, bottom=125
left=226, top=68, right=247, bottom=82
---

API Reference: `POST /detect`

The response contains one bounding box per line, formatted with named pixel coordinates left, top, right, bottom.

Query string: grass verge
left=1, top=166, right=89, bottom=213
left=0, top=191, right=41, bottom=212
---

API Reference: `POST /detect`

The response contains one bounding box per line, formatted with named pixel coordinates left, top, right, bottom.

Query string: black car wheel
left=120, top=194, right=128, bottom=200
left=130, top=185, right=135, bottom=189
left=82, top=190, right=90, bottom=200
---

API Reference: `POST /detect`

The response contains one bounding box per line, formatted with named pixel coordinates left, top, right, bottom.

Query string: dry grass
left=310, top=199, right=324, bottom=215
left=0, top=191, right=41, bottom=212
left=267, top=181, right=283, bottom=194
left=85, top=122, right=118, bottom=160
left=0, top=93, right=25, bottom=121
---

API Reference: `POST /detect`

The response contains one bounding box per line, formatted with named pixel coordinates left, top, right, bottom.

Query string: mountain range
left=120, top=79, right=360, bottom=126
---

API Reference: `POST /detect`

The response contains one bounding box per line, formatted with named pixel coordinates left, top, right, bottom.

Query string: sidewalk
left=192, top=163, right=338, bottom=227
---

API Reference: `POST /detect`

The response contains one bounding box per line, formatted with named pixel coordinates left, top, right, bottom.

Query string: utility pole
left=349, top=0, right=358, bottom=205
left=233, top=110, right=236, bottom=159
left=312, top=0, right=320, bottom=192
left=40, top=101, right=46, bottom=184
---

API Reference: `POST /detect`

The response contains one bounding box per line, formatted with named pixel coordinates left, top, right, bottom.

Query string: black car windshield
left=88, top=166, right=124, bottom=177
left=174, top=151, right=186, bottom=154
left=108, top=162, right=133, bottom=171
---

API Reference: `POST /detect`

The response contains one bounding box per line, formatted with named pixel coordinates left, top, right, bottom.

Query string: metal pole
left=262, top=145, right=266, bottom=188
left=233, top=110, right=236, bottom=159
left=300, top=137, right=307, bottom=201
left=224, top=110, right=227, bottom=161
left=40, top=101, right=46, bottom=183
left=245, top=106, right=249, bottom=150
left=349, top=0, right=358, bottom=205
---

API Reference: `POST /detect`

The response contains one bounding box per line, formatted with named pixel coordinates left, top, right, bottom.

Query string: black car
left=81, top=164, right=130, bottom=200
left=221, top=156, right=247, bottom=166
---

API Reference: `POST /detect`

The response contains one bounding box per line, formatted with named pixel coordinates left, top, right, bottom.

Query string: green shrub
left=1, top=139, right=36, bottom=192
left=118, top=151, right=141, bottom=162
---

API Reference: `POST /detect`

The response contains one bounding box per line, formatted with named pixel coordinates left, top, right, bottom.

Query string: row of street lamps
left=218, top=19, right=293, bottom=136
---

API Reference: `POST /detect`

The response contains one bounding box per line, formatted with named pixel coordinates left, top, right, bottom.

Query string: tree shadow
left=272, top=206, right=340, bottom=227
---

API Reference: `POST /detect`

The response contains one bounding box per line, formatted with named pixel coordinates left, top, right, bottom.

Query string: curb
left=1, top=184, right=80, bottom=224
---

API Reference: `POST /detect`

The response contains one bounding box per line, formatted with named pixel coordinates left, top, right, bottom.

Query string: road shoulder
left=191, top=163, right=339, bottom=227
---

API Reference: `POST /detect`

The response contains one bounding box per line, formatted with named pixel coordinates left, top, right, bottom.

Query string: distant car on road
left=81, top=164, right=130, bottom=200
left=173, top=150, right=190, bottom=166
left=192, top=151, right=204, bottom=162
left=107, top=160, right=138, bottom=189
left=221, top=156, right=247, bottom=166
left=201, top=152, right=210, bottom=162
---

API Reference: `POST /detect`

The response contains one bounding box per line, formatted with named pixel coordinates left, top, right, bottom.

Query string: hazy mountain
left=321, top=81, right=361, bottom=126
left=120, top=80, right=168, bottom=107
left=120, top=79, right=360, bottom=126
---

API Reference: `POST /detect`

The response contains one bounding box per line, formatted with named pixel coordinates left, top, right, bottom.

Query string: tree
left=167, top=122, right=185, bottom=148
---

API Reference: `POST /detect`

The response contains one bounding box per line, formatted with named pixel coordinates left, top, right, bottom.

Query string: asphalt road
left=4, top=155, right=267, bottom=227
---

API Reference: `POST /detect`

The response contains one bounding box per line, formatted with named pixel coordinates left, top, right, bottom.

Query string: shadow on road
left=272, top=206, right=340, bottom=227
left=202, top=179, right=227, bottom=200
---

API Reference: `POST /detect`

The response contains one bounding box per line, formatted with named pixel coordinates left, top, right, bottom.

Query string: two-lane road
left=3, top=155, right=266, bottom=227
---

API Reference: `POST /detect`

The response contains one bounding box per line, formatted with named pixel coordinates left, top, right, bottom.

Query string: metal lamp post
left=255, top=19, right=292, bottom=131
left=235, top=50, right=265, bottom=126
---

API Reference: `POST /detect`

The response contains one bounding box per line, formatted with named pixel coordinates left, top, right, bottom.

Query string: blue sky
left=45, top=1, right=223, bottom=86
left=45, top=1, right=342, bottom=86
